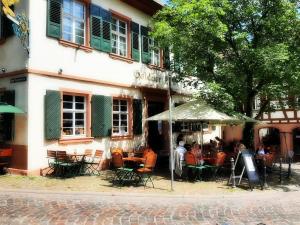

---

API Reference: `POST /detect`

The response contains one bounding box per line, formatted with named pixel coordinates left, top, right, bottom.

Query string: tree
left=152, top=0, right=300, bottom=147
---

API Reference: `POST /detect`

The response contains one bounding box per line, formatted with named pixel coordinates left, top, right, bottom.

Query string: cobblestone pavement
left=0, top=190, right=300, bottom=225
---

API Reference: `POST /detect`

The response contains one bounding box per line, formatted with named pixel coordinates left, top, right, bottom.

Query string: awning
left=146, top=100, right=240, bottom=124
left=0, top=102, right=24, bottom=114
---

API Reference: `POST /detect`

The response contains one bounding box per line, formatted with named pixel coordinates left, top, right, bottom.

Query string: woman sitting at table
left=191, top=142, right=204, bottom=165
left=256, top=144, right=266, bottom=155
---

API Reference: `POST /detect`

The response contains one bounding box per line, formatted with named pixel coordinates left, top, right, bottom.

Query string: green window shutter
left=90, top=15, right=102, bottom=50
left=133, top=99, right=142, bottom=135
left=47, top=0, right=62, bottom=39
left=45, top=90, right=61, bottom=140
left=91, top=95, right=112, bottom=137
left=100, top=8, right=112, bottom=53
left=0, top=91, right=15, bottom=141
left=141, top=26, right=150, bottom=64
left=163, top=47, right=170, bottom=70
left=131, top=21, right=140, bottom=62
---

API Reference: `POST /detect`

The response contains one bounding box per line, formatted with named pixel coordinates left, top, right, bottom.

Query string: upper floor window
left=149, top=38, right=160, bottom=66
left=112, top=99, right=129, bottom=136
left=62, top=94, right=86, bottom=136
left=111, top=18, right=127, bottom=57
left=62, top=0, right=85, bottom=45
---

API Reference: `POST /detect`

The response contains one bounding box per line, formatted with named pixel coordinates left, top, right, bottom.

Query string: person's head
left=179, top=141, right=185, bottom=147
left=184, top=144, right=192, bottom=151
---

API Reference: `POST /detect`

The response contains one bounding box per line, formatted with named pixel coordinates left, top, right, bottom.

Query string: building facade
left=0, top=0, right=221, bottom=175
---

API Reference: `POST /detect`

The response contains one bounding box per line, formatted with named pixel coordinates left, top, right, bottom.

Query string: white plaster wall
left=0, top=76, right=28, bottom=145
left=28, top=0, right=172, bottom=89
left=270, top=111, right=284, bottom=119
left=27, top=74, right=144, bottom=170
left=0, top=0, right=29, bottom=72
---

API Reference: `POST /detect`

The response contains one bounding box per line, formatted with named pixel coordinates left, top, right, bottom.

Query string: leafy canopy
left=152, top=0, right=300, bottom=117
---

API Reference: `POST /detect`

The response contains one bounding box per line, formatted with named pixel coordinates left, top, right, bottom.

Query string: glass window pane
left=75, top=128, right=85, bottom=135
left=113, top=127, right=119, bottom=133
left=74, top=2, right=84, bottom=19
left=75, top=113, right=84, bottom=119
left=121, top=114, right=127, bottom=120
left=63, top=0, right=72, bottom=14
left=63, top=102, right=73, bottom=109
left=63, top=113, right=73, bottom=119
left=63, top=120, right=73, bottom=127
left=75, top=103, right=84, bottom=110
left=120, top=105, right=127, bottom=112
left=63, top=95, right=73, bottom=101
left=75, top=96, right=84, bottom=102
left=75, top=36, right=84, bottom=45
left=63, top=128, right=73, bottom=135
left=75, top=120, right=84, bottom=126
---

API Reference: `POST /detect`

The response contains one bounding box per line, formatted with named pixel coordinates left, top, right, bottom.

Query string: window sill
left=111, top=135, right=133, bottom=141
left=59, top=137, right=94, bottom=144
left=109, top=53, right=134, bottom=64
left=147, top=64, right=165, bottom=71
left=58, top=40, right=93, bottom=53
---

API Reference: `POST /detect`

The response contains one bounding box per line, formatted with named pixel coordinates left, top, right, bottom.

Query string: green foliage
left=152, top=0, right=300, bottom=118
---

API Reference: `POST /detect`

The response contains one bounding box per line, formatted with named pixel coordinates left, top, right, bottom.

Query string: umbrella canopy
left=0, top=102, right=24, bottom=114
left=146, top=100, right=239, bottom=124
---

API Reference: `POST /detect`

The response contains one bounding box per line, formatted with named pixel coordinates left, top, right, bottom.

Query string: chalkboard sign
left=241, top=150, right=261, bottom=189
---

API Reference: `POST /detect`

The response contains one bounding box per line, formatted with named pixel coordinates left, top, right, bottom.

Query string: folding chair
left=185, top=151, right=207, bottom=181
left=111, top=152, right=134, bottom=186
left=46, top=150, right=58, bottom=176
left=85, top=150, right=103, bottom=175
left=56, top=151, right=77, bottom=178
left=135, top=152, right=157, bottom=188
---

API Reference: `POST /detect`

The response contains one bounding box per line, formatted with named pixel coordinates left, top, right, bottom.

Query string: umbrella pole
left=201, top=122, right=203, bottom=153
left=168, top=74, right=174, bottom=191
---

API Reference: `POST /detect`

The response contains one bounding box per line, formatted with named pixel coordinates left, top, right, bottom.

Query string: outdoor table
left=67, top=154, right=87, bottom=175
left=123, top=157, right=145, bottom=169
left=203, top=157, right=215, bottom=165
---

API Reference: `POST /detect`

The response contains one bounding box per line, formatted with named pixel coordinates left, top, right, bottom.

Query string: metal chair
left=185, top=151, right=207, bottom=181
left=135, top=152, right=157, bottom=188
left=111, top=152, right=134, bottom=186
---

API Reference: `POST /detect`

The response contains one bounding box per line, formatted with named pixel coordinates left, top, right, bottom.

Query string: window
left=111, top=18, right=127, bottom=57
left=149, top=38, right=160, bottom=66
left=62, top=0, right=85, bottom=45
left=113, top=99, right=129, bottom=136
left=62, top=95, right=86, bottom=136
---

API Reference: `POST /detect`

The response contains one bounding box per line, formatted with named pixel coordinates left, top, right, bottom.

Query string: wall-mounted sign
left=134, top=70, right=168, bottom=84
left=10, top=76, right=27, bottom=83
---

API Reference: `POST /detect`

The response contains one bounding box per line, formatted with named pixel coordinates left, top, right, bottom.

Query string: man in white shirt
left=175, top=141, right=187, bottom=161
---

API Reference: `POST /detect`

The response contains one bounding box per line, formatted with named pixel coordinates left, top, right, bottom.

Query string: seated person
left=191, top=142, right=204, bottom=165
left=256, top=144, right=266, bottom=155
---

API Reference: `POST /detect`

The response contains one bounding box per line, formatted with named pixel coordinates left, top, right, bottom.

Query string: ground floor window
left=113, top=99, right=129, bottom=136
left=62, top=94, right=86, bottom=136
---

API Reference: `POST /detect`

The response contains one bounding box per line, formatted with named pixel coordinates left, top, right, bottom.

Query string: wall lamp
left=58, top=68, right=63, bottom=74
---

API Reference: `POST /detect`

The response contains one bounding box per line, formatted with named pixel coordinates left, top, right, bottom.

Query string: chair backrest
left=111, top=152, right=123, bottom=168
left=214, top=152, right=226, bottom=166
left=185, top=151, right=197, bottom=166
left=144, top=152, right=157, bottom=169
left=56, top=151, right=67, bottom=161
left=94, top=150, right=103, bottom=158
left=143, top=148, right=154, bottom=158
left=0, top=148, right=12, bottom=157
left=111, top=148, right=123, bottom=155
left=47, top=150, right=57, bottom=158
left=84, top=149, right=93, bottom=157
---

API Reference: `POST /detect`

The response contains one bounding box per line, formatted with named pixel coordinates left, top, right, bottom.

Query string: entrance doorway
left=147, top=101, right=165, bottom=155
left=293, top=128, right=300, bottom=161
left=258, top=128, right=281, bottom=154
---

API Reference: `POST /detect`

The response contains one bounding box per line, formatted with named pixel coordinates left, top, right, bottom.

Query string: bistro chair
left=85, top=149, right=103, bottom=175
left=55, top=151, right=78, bottom=178
left=111, top=152, right=134, bottom=186
left=185, top=151, right=207, bottom=181
left=205, top=151, right=227, bottom=180
left=46, top=150, right=58, bottom=176
left=0, top=148, right=12, bottom=174
left=135, top=152, right=157, bottom=188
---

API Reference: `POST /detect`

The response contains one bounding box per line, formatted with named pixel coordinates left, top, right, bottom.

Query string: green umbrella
left=0, top=102, right=24, bottom=114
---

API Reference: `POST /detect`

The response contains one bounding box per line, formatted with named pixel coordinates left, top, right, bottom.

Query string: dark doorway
left=293, top=128, right=300, bottom=161
left=147, top=101, right=165, bottom=154
left=258, top=128, right=281, bottom=154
